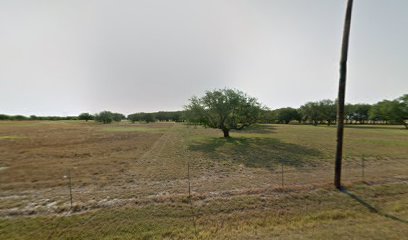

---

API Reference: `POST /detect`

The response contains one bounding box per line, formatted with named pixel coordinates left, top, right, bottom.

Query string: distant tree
left=185, top=89, right=263, bottom=137
left=0, top=114, right=10, bottom=120
left=155, top=111, right=167, bottom=121
left=142, top=113, right=155, bottom=123
left=78, top=113, right=93, bottom=122
left=171, top=111, right=183, bottom=122
left=128, top=111, right=183, bottom=123
left=257, top=109, right=275, bottom=123
left=275, top=107, right=301, bottom=124
left=350, top=104, right=371, bottom=124
left=127, top=113, right=140, bottom=123
left=345, top=104, right=356, bottom=124
left=12, top=115, right=28, bottom=121
left=318, top=99, right=336, bottom=126
left=369, top=96, right=407, bottom=128
left=112, top=113, right=125, bottom=122
left=300, top=102, right=322, bottom=126
left=94, top=111, right=113, bottom=124
left=399, top=94, right=408, bottom=127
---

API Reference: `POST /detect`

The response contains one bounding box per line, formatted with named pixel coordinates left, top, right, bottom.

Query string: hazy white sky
left=0, top=0, right=407, bottom=116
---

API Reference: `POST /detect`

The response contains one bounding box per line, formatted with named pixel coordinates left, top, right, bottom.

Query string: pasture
left=0, top=121, right=407, bottom=239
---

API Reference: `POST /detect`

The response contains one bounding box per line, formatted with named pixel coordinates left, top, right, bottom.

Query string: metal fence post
left=361, top=157, right=365, bottom=182
left=188, top=161, right=191, bottom=197
left=64, top=169, right=73, bottom=209
left=281, top=163, right=284, bottom=188
left=187, top=160, right=197, bottom=236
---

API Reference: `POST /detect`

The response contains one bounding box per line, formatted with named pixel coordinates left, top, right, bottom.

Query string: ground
left=0, top=121, right=407, bottom=239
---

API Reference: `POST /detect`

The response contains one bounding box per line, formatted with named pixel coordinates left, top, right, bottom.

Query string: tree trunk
left=222, top=129, right=230, bottom=138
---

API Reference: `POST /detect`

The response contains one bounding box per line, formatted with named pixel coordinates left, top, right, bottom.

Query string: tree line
left=0, top=114, right=78, bottom=121
left=0, top=111, right=183, bottom=123
left=260, top=94, right=407, bottom=128
left=1, top=93, right=406, bottom=128
left=127, top=111, right=183, bottom=123
left=183, top=89, right=407, bottom=137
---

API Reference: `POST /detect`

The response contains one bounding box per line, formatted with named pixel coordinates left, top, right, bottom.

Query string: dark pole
left=335, top=0, right=354, bottom=189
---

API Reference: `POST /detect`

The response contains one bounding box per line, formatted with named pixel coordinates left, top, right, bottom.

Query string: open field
left=0, top=121, right=407, bottom=239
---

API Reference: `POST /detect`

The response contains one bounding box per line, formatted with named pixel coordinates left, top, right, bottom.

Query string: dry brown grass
left=0, top=121, right=169, bottom=190
left=0, top=121, right=407, bottom=239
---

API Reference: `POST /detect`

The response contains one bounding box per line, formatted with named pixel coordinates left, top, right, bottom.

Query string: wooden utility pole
left=335, top=0, right=354, bottom=189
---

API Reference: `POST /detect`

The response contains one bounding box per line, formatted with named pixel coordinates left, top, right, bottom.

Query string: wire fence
left=1, top=157, right=407, bottom=239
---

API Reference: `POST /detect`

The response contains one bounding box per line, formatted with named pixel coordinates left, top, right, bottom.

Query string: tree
left=350, top=104, right=371, bottom=124
left=185, top=89, right=263, bottom=137
left=398, top=94, right=408, bottom=128
left=258, top=109, right=276, bottom=123
left=0, top=114, right=10, bottom=120
left=127, top=113, right=141, bottom=123
left=112, top=113, right=125, bottom=122
left=12, top=115, right=28, bottom=121
left=78, top=113, right=93, bottom=122
left=94, top=111, right=113, bottom=124
left=275, top=107, right=301, bottom=124
left=370, top=98, right=407, bottom=129
left=318, top=99, right=336, bottom=126
left=142, top=113, right=155, bottom=123
left=345, top=104, right=355, bottom=124
left=299, top=102, right=322, bottom=126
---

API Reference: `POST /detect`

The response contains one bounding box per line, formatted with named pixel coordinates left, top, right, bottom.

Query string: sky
left=0, top=0, right=407, bottom=116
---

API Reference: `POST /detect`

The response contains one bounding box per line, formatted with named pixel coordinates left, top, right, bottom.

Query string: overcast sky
left=0, top=0, right=407, bottom=116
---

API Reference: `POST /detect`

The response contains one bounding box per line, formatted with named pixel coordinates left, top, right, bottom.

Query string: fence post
left=187, top=160, right=197, bottom=236
left=64, top=169, right=73, bottom=209
left=188, top=161, right=191, bottom=197
left=361, top=156, right=365, bottom=183
left=281, top=163, right=284, bottom=188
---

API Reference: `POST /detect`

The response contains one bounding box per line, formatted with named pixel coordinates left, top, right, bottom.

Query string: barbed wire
left=3, top=158, right=407, bottom=239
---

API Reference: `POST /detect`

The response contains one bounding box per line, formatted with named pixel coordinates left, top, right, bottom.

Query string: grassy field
left=0, top=121, right=407, bottom=239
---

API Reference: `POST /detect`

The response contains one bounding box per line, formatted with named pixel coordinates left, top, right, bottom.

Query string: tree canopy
left=78, top=113, right=93, bottom=122
left=369, top=96, right=407, bottom=128
left=185, top=89, right=263, bottom=137
left=274, top=107, right=301, bottom=124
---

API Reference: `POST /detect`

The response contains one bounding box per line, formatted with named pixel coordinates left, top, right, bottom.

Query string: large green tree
left=185, top=89, right=263, bottom=137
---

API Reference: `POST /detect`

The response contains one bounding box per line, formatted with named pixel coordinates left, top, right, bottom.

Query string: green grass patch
left=0, top=135, right=27, bottom=140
